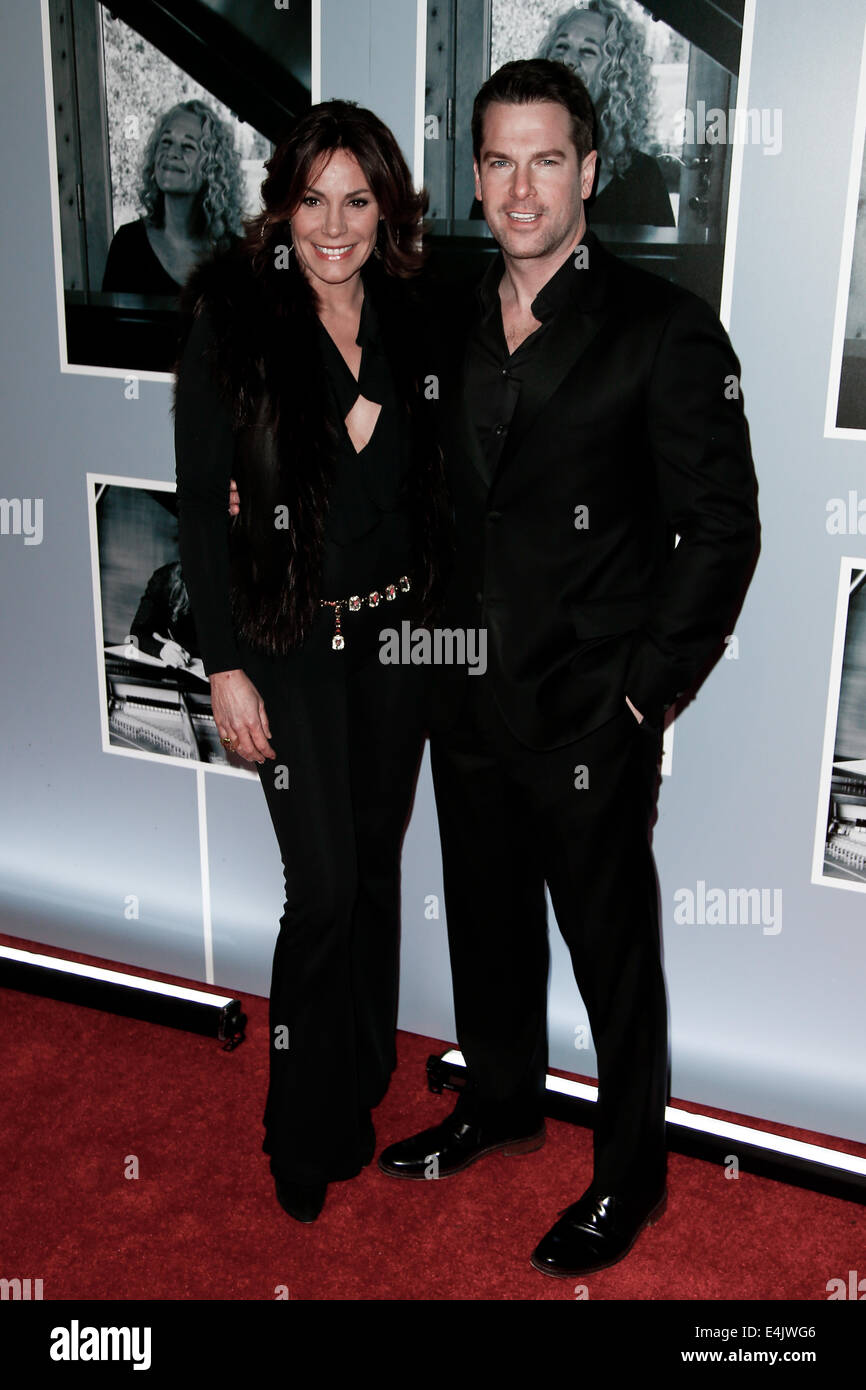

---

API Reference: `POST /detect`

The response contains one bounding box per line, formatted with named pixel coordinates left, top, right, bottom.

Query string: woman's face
left=290, top=148, right=381, bottom=289
left=548, top=11, right=608, bottom=105
left=154, top=111, right=205, bottom=196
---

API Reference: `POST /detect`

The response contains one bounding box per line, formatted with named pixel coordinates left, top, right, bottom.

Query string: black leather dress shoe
left=378, top=1106, right=545, bottom=1179
left=530, top=1185, right=667, bottom=1276
left=273, top=1176, right=328, bottom=1223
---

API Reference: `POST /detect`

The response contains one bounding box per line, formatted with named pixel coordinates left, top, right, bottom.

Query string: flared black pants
left=240, top=602, right=427, bottom=1184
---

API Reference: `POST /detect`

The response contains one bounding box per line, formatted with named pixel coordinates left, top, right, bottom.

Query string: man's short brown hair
left=471, top=58, right=596, bottom=166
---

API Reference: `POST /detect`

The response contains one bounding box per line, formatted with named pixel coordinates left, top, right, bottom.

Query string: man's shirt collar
left=476, top=227, right=601, bottom=324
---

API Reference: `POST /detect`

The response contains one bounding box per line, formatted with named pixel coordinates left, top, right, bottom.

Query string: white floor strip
left=440, top=1048, right=866, bottom=1176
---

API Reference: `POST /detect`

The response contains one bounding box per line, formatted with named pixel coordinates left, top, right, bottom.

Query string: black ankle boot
left=273, top=1175, right=328, bottom=1223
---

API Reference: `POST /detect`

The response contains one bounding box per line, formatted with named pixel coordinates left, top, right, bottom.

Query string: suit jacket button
left=475, top=591, right=483, bottom=603
left=487, top=511, right=502, bottom=523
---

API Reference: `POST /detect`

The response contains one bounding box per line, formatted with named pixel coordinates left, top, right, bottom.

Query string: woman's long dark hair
left=245, top=99, right=428, bottom=285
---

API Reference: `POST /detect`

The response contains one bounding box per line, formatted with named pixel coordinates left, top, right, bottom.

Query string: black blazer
left=430, top=228, right=760, bottom=748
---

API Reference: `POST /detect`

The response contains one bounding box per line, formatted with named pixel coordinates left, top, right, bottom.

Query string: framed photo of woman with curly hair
left=423, top=0, right=755, bottom=316
left=40, top=0, right=319, bottom=379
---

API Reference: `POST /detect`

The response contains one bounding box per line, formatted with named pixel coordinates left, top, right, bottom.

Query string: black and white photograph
left=813, top=557, right=866, bottom=891
left=87, top=474, right=256, bottom=774
left=825, top=18, right=866, bottom=436
left=42, top=0, right=319, bottom=379
left=423, top=0, right=753, bottom=312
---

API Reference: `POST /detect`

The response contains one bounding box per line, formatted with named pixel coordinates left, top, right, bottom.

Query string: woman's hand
left=625, top=694, right=644, bottom=724
left=210, top=668, right=275, bottom=764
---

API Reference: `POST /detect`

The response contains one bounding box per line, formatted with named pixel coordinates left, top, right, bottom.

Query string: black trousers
left=429, top=674, right=669, bottom=1197
left=240, top=601, right=427, bottom=1184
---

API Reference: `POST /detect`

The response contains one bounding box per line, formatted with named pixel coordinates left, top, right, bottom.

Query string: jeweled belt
left=319, top=574, right=411, bottom=650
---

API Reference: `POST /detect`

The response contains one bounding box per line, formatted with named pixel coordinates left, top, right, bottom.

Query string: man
left=377, top=60, right=760, bottom=1278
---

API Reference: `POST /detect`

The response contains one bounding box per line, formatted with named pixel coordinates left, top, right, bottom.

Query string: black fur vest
left=174, top=245, right=451, bottom=656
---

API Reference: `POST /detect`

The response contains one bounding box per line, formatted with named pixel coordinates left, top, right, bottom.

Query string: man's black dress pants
left=430, top=673, right=669, bottom=1198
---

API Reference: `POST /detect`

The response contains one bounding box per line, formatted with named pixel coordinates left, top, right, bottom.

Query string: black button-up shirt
left=465, top=231, right=595, bottom=473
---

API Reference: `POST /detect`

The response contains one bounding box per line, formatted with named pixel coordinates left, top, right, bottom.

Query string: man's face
left=474, top=101, right=597, bottom=262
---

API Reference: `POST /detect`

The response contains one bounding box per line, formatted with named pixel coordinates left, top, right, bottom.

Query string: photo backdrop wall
left=1, top=0, right=865, bottom=1148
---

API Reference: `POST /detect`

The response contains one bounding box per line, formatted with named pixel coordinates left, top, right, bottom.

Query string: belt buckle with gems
left=321, top=575, right=411, bottom=651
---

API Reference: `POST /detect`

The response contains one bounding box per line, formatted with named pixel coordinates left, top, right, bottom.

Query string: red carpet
left=1, top=930, right=864, bottom=1301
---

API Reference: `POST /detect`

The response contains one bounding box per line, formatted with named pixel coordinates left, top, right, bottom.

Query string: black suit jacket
left=430, top=228, right=760, bottom=748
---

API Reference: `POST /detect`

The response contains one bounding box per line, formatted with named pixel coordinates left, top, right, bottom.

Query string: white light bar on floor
left=0, top=945, right=235, bottom=1005
left=0, top=944, right=246, bottom=1047
left=439, top=1048, right=866, bottom=1178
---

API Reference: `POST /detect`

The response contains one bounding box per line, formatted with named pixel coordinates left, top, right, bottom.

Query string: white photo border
left=718, top=0, right=756, bottom=333
left=824, top=17, right=866, bottom=440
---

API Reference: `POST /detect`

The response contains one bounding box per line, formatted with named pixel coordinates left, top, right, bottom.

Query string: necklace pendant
left=332, top=633, right=345, bottom=651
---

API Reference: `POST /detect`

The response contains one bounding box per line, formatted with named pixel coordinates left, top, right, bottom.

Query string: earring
left=260, top=219, right=293, bottom=256
left=374, top=220, right=399, bottom=256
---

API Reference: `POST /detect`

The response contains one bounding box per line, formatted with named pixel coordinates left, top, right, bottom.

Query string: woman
left=537, top=0, right=674, bottom=226
left=103, top=100, right=244, bottom=295
left=173, top=100, right=449, bottom=1222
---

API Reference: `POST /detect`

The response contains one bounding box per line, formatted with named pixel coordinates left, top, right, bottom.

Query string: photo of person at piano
left=126, top=558, right=200, bottom=671
left=102, top=99, right=245, bottom=297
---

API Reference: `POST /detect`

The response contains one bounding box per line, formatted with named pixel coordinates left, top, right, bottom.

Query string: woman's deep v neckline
left=319, top=311, right=383, bottom=456
left=343, top=391, right=382, bottom=456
